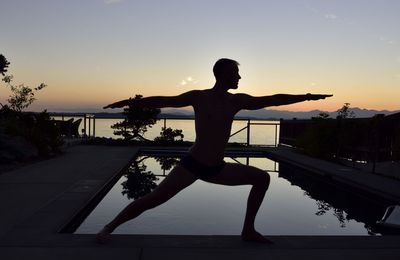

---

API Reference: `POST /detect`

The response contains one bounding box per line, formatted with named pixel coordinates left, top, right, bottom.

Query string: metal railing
left=159, top=117, right=280, bottom=147
left=150, top=156, right=279, bottom=177
left=229, top=119, right=279, bottom=147
left=83, top=114, right=96, bottom=138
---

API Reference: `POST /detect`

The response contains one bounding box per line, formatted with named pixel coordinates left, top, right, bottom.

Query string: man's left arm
left=234, top=93, right=332, bottom=110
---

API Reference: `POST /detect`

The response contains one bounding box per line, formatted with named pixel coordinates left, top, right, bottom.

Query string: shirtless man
left=97, top=58, right=332, bottom=243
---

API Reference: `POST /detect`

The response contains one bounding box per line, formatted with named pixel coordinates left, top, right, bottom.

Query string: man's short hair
left=213, top=58, right=240, bottom=79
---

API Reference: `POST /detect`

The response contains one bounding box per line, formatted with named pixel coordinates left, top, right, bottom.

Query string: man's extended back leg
left=96, top=165, right=197, bottom=243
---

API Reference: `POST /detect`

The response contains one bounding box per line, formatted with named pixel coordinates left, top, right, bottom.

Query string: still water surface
left=76, top=155, right=389, bottom=235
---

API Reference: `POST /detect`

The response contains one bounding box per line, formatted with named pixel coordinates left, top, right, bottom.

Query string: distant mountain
left=49, top=107, right=399, bottom=120
left=162, top=108, right=399, bottom=120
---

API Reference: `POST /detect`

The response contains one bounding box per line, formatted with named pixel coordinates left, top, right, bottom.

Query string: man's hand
left=103, top=99, right=131, bottom=109
left=306, top=94, right=333, bottom=101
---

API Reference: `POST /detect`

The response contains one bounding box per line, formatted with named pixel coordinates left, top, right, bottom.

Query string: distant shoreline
left=49, top=112, right=280, bottom=121
left=48, top=107, right=400, bottom=120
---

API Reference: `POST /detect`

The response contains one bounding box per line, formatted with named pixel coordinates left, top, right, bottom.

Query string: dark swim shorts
left=179, top=154, right=226, bottom=181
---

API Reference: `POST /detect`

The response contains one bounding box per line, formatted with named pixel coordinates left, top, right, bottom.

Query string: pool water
left=75, top=153, right=391, bottom=236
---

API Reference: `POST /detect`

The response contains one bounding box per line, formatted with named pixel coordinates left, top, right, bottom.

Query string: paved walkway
left=0, top=145, right=400, bottom=259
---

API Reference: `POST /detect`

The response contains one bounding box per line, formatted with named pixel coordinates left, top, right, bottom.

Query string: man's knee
left=251, top=168, right=270, bottom=188
left=259, top=171, right=270, bottom=188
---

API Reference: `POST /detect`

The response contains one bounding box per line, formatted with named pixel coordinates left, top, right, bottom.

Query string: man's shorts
left=179, top=154, right=226, bottom=181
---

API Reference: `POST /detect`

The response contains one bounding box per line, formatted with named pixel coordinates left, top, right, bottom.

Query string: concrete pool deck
left=0, top=144, right=400, bottom=259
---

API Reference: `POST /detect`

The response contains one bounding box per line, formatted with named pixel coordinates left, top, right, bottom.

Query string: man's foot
left=96, top=225, right=113, bottom=244
left=241, top=230, right=273, bottom=244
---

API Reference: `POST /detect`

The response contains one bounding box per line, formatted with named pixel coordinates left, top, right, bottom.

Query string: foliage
left=121, top=159, right=158, bottom=200
left=0, top=54, right=10, bottom=76
left=296, top=103, right=366, bottom=159
left=154, top=127, right=184, bottom=144
left=111, top=95, right=160, bottom=141
left=121, top=155, right=182, bottom=200
left=0, top=54, right=62, bottom=156
left=0, top=107, right=63, bottom=155
left=336, top=102, right=355, bottom=119
left=296, top=116, right=338, bottom=159
left=2, top=75, right=47, bottom=112
left=154, top=156, right=180, bottom=171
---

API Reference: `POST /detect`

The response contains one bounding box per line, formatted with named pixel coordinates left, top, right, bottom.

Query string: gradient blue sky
left=1, top=0, right=399, bottom=112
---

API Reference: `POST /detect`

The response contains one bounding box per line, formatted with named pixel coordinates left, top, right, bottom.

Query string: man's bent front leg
left=241, top=173, right=271, bottom=243
left=206, top=163, right=272, bottom=243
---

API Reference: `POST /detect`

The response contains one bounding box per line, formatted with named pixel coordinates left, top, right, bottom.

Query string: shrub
left=111, top=95, right=160, bottom=141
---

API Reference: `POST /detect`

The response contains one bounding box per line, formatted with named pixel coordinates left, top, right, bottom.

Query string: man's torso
left=189, top=89, right=240, bottom=165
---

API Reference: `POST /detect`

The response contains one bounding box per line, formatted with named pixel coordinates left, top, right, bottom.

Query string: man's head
left=213, top=58, right=241, bottom=89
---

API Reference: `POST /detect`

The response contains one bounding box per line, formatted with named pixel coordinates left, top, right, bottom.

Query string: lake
left=53, top=116, right=280, bottom=146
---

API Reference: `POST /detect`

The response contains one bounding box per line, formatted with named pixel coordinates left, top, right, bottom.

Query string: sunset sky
left=1, top=0, right=399, bottom=112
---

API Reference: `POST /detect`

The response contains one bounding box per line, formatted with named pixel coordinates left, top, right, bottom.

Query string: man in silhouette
left=97, top=58, right=332, bottom=243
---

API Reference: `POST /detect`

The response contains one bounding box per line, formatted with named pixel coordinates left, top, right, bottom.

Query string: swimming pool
left=73, top=151, right=391, bottom=236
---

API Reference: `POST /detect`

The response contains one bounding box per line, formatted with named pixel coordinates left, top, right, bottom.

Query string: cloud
left=324, top=14, right=337, bottom=20
left=104, top=0, right=123, bottom=4
left=180, top=76, right=198, bottom=86
left=378, top=35, right=397, bottom=45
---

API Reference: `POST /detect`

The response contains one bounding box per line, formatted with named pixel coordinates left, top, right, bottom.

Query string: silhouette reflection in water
left=121, top=156, right=180, bottom=200
left=278, top=163, right=393, bottom=235
left=122, top=155, right=394, bottom=236
left=121, top=159, right=159, bottom=201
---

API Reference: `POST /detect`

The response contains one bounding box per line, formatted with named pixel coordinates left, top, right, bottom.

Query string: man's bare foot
left=241, top=230, right=273, bottom=244
left=96, top=225, right=113, bottom=244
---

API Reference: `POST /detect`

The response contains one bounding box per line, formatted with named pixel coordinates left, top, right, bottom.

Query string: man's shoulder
left=185, top=89, right=212, bottom=98
left=231, top=92, right=252, bottom=100
left=184, top=89, right=207, bottom=95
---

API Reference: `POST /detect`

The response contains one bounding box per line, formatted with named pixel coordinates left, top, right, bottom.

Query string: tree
left=336, top=103, right=355, bottom=119
left=154, top=127, right=184, bottom=144
left=2, top=75, right=46, bottom=112
left=1, top=54, right=47, bottom=112
left=0, top=54, right=10, bottom=76
left=111, top=95, right=160, bottom=140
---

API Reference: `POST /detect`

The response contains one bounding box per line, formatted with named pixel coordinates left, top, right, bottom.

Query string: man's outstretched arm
left=104, top=90, right=199, bottom=109
left=234, top=93, right=333, bottom=110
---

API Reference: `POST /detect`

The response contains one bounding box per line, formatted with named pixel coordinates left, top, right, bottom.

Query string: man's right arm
left=233, top=93, right=332, bottom=111
left=104, top=90, right=200, bottom=109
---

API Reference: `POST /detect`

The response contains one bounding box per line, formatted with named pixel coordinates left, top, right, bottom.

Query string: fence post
left=83, top=114, right=87, bottom=138
left=275, top=124, right=278, bottom=147
left=247, top=119, right=250, bottom=146
left=164, top=118, right=166, bottom=129
left=88, top=115, right=91, bottom=138
left=93, top=116, right=96, bottom=137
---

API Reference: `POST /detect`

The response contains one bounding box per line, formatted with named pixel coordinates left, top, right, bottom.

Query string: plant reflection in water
left=121, top=156, right=180, bottom=200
